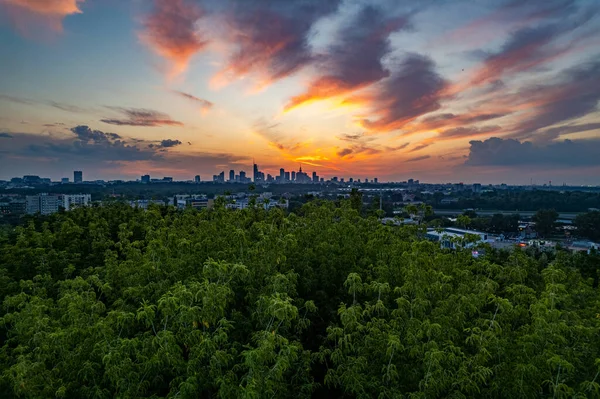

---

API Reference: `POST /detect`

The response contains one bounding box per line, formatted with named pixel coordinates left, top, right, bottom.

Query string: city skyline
left=0, top=0, right=599, bottom=184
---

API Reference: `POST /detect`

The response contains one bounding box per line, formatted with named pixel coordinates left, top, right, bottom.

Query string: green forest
left=0, top=200, right=599, bottom=398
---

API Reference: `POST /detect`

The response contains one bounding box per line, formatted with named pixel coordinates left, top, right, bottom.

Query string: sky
left=0, top=0, right=599, bottom=184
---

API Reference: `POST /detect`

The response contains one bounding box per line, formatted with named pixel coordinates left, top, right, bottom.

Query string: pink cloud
left=139, top=0, right=207, bottom=78
left=1, top=0, right=84, bottom=33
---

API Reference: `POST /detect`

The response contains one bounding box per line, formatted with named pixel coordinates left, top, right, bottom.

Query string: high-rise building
left=279, top=168, right=285, bottom=182
left=229, top=170, right=235, bottom=182
left=63, top=194, right=91, bottom=210
left=374, top=178, right=378, bottom=184
left=284, top=171, right=290, bottom=182
left=349, top=178, right=354, bottom=183
left=74, top=171, right=83, bottom=183
left=253, top=163, right=265, bottom=182
left=194, top=175, right=201, bottom=183
left=26, top=193, right=61, bottom=215
left=218, top=171, right=225, bottom=183
left=239, top=171, right=247, bottom=182
left=408, top=178, right=414, bottom=185
left=141, top=175, right=150, bottom=183
left=312, top=171, right=318, bottom=183
left=291, top=171, right=296, bottom=182
left=61, top=177, right=69, bottom=184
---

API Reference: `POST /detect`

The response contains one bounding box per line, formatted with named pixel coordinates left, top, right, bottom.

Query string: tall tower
left=74, top=170, right=83, bottom=183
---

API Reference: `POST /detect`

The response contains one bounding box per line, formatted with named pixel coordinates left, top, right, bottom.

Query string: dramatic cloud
left=508, top=61, right=600, bottom=140
left=285, top=5, right=409, bottom=111
left=101, top=107, right=183, bottom=127
left=171, top=90, right=213, bottom=113
left=1, top=0, right=84, bottom=33
left=139, top=0, right=207, bottom=77
left=419, top=112, right=510, bottom=130
left=212, top=0, right=341, bottom=89
left=360, top=53, right=448, bottom=132
left=465, top=137, right=600, bottom=167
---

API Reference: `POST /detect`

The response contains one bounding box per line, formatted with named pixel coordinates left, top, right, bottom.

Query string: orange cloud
left=284, top=7, right=409, bottom=112
left=139, top=0, right=207, bottom=78
left=1, top=0, right=84, bottom=33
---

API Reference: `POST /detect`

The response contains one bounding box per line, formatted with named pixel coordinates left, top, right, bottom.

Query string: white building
left=62, top=194, right=91, bottom=210
left=426, top=227, right=491, bottom=249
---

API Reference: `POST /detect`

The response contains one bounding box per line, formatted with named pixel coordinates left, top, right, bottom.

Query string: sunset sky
left=0, top=0, right=599, bottom=184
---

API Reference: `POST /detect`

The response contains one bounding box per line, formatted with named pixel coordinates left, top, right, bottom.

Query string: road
left=433, top=209, right=581, bottom=220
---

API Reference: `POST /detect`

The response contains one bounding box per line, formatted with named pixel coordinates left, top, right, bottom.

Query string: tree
left=574, top=211, right=600, bottom=241
left=533, top=209, right=559, bottom=237
left=349, top=188, right=362, bottom=213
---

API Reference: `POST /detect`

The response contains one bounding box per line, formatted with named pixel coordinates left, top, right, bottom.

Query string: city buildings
left=26, top=193, right=61, bottom=215
left=63, top=194, right=92, bottom=210
left=194, top=175, right=201, bottom=183
left=74, top=171, right=83, bottom=183
left=26, top=193, right=92, bottom=214
left=141, top=175, right=150, bottom=183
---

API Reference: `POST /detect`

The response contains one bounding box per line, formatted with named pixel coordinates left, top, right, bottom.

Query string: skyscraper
left=253, top=163, right=263, bottom=182
left=74, top=170, right=83, bottom=183
left=312, top=171, right=318, bottom=183
left=280, top=168, right=285, bottom=182
left=229, top=170, right=235, bottom=182
left=141, top=175, right=150, bottom=183
left=291, top=171, right=296, bottom=182
left=194, top=175, right=201, bottom=183
left=284, top=171, right=290, bottom=182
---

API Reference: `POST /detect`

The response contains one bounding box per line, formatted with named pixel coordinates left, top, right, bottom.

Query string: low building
left=129, top=200, right=165, bottom=209
left=426, top=227, right=490, bottom=249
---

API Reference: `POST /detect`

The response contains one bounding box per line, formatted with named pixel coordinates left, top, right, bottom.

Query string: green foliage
left=0, top=201, right=599, bottom=398
left=533, top=209, right=559, bottom=237
left=574, top=211, right=600, bottom=241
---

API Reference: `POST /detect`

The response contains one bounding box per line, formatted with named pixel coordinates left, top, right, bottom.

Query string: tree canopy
left=0, top=200, right=599, bottom=398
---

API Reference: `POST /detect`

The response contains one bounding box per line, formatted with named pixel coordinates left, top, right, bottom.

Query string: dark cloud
left=537, top=122, right=600, bottom=141
left=437, top=125, right=501, bottom=140
left=213, top=0, right=341, bottom=88
left=171, top=90, right=213, bottom=112
left=360, top=53, right=448, bottom=132
left=337, top=148, right=354, bottom=158
left=420, top=112, right=510, bottom=130
left=139, top=0, right=207, bottom=76
left=406, top=155, right=430, bottom=162
left=0, top=127, right=249, bottom=180
left=101, top=107, right=184, bottom=127
left=468, top=5, right=597, bottom=88
left=385, top=142, right=410, bottom=151
left=0, top=94, right=90, bottom=114
left=409, top=143, right=431, bottom=152
left=509, top=61, right=600, bottom=140
left=149, top=139, right=182, bottom=149
left=43, top=122, right=66, bottom=127
left=71, top=126, right=122, bottom=143
left=285, top=5, right=410, bottom=111
left=465, top=137, right=600, bottom=167
left=0, top=133, right=13, bottom=138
